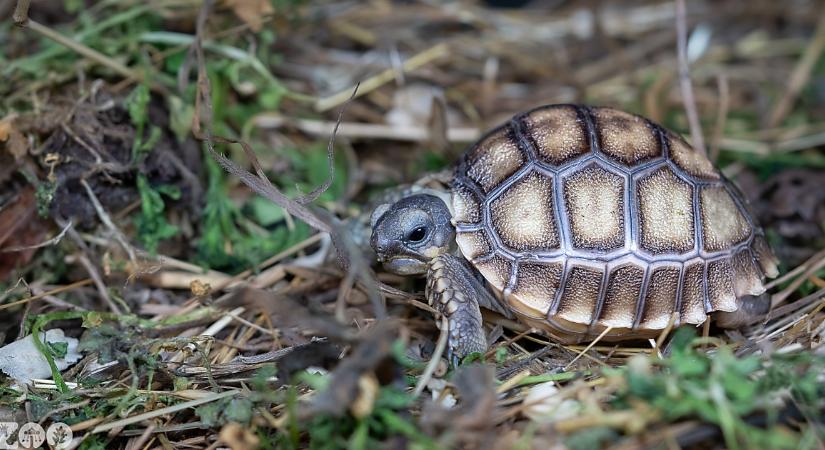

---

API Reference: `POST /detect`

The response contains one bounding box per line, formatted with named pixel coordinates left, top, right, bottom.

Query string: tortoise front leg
left=426, top=254, right=496, bottom=364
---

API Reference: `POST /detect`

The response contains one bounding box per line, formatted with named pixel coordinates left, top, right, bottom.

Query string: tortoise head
left=370, top=194, right=454, bottom=275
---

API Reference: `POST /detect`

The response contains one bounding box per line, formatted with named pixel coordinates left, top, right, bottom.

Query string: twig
left=91, top=390, right=239, bottom=433
left=21, top=20, right=163, bottom=93
left=251, top=114, right=481, bottom=143
left=772, top=249, right=825, bottom=308
left=564, top=326, right=613, bottom=370
left=80, top=179, right=138, bottom=264
left=654, top=312, right=680, bottom=354
left=1, top=220, right=72, bottom=253
left=413, top=316, right=449, bottom=398
left=314, top=43, right=449, bottom=112
left=675, top=0, right=706, bottom=155
left=764, top=250, right=825, bottom=290
left=709, top=73, right=729, bottom=162
left=768, top=10, right=825, bottom=128
left=12, top=0, right=30, bottom=26
left=0, top=279, right=92, bottom=311
left=65, top=225, right=124, bottom=315
left=295, top=83, right=359, bottom=205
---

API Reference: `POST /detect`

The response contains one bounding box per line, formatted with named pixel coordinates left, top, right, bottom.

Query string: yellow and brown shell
left=452, top=105, right=779, bottom=342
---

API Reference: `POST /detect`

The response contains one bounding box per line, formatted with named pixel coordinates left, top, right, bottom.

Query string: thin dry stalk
left=413, top=316, right=449, bottom=398
left=675, top=0, right=706, bottom=155
left=709, top=73, right=729, bottom=162
left=768, top=9, right=825, bottom=127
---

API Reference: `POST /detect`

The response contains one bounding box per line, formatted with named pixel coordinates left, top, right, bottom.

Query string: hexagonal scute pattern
left=508, top=261, right=563, bottom=317
left=490, top=171, right=560, bottom=252
left=563, top=164, right=626, bottom=251
left=636, top=166, right=696, bottom=255
left=524, top=105, right=591, bottom=167
left=591, top=107, right=662, bottom=166
left=443, top=104, right=782, bottom=340
left=666, top=131, right=720, bottom=180
left=700, top=186, right=752, bottom=252
left=463, top=126, right=525, bottom=193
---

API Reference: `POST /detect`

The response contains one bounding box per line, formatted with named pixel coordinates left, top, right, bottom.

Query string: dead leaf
left=219, top=422, right=260, bottom=450
left=421, top=364, right=498, bottom=444
left=0, top=114, right=28, bottom=160
left=0, top=186, right=51, bottom=280
left=234, top=287, right=356, bottom=343
left=0, top=115, right=13, bottom=141
left=351, top=373, right=379, bottom=418
left=303, top=320, right=402, bottom=418
left=224, top=0, right=273, bottom=32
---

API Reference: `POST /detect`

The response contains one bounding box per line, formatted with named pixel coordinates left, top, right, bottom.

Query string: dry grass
left=0, top=0, right=824, bottom=449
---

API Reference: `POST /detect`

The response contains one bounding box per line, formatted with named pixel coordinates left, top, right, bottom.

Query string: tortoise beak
left=383, top=256, right=428, bottom=275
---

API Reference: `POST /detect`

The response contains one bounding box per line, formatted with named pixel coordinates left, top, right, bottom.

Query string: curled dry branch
left=182, top=0, right=385, bottom=319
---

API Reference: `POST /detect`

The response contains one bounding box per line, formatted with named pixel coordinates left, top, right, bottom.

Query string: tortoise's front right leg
left=426, top=254, right=493, bottom=364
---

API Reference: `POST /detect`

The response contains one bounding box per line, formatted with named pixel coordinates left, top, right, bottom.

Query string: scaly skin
left=426, top=254, right=489, bottom=364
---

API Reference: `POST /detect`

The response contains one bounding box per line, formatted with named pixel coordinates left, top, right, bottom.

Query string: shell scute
left=591, top=107, right=662, bottom=166
left=524, top=105, right=591, bottom=167
left=563, top=164, right=626, bottom=252
left=489, top=170, right=560, bottom=252
left=449, top=104, right=778, bottom=340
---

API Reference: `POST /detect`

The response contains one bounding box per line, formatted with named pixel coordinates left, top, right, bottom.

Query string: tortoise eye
left=407, top=226, right=428, bottom=243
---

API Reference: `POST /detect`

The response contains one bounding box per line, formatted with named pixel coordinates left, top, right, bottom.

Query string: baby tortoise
left=370, top=105, right=779, bottom=361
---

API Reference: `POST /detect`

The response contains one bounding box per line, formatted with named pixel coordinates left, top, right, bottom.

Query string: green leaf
left=135, top=174, right=179, bottom=253
left=126, top=84, right=150, bottom=129
left=45, top=340, right=68, bottom=358
left=224, top=397, right=254, bottom=424
left=196, top=401, right=222, bottom=427
left=167, top=95, right=194, bottom=142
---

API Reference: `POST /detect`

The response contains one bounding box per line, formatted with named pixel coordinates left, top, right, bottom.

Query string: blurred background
left=1, top=1, right=825, bottom=448
left=2, top=0, right=824, bottom=278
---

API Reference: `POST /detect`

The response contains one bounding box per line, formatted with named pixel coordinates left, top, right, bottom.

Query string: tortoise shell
left=451, top=105, right=778, bottom=341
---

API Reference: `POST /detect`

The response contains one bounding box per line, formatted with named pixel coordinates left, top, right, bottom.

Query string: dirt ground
left=0, top=0, right=824, bottom=449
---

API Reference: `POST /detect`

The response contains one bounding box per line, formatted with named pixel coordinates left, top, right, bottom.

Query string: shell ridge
left=554, top=163, right=572, bottom=255
left=577, top=105, right=600, bottom=156
left=483, top=161, right=535, bottom=203
left=453, top=176, right=486, bottom=216
left=505, top=258, right=520, bottom=294
left=701, top=261, right=713, bottom=313
left=654, top=124, right=670, bottom=161
left=548, top=259, right=569, bottom=316
left=631, top=265, right=651, bottom=330
left=692, top=172, right=705, bottom=263
left=674, top=262, right=686, bottom=326
left=510, top=114, right=539, bottom=162
left=589, top=265, right=611, bottom=329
